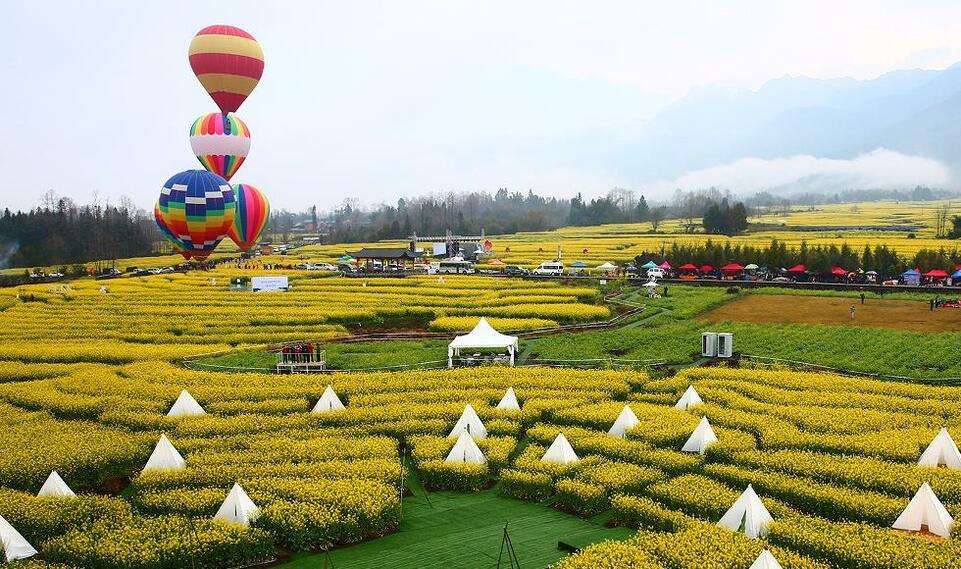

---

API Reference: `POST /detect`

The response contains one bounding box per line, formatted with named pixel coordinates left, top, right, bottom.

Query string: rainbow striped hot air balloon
left=228, top=183, right=270, bottom=251
left=190, top=112, right=250, bottom=181
left=188, top=25, right=264, bottom=114
left=155, top=170, right=236, bottom=261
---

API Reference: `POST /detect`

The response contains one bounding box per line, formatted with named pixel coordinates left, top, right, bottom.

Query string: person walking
left=859, top=293, right=865, bottom=305
left=849, top=305, right=856, bottom=320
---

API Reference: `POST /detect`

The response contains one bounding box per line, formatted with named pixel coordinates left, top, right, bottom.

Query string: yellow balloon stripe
left=197, top=73, right=259, bottom=96
left=188, top=34, right=264, bottom=60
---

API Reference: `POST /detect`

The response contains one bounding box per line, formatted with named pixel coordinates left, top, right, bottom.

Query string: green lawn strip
left=280, top=490, right=631, bottom=569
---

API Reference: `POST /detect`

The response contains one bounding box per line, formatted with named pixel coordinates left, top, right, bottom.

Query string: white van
left=646, top=267, right=665, bottom=279
left=533, top=261, right=565, bottom=276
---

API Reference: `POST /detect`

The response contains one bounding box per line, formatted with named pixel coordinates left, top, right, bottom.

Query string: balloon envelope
left=155, top=170, right=235, bottom=261
left=190, top=112, right=250, bottom=180
left=188, top=25, right=264, bottom=114
left=228, top=183, right=270, bottom=251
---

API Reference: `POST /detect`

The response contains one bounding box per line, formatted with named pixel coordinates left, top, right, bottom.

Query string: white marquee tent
left=541, top=432, right=579, bottom=464
left=445, top=431, right=486, bottom=464
left=449, top=404, right=487, bottom=439
left=749, top=550, right=783, bottom=569
left=167, top=389, right=206, bottom=417
left=608, top=405, right=639, bottom=438
left=681, top=417, right=718, bottom=455
left=892, top=482, right=954, bottom=537
left=37, top=470, right=75, bottom=498
left=596, top=262, right=617, bottom=271
left=0, top=515, right=36, bottom=561
left=448, top=318, right=518, bottom=368
left=311, top=385, right=346, bottom=414
left=496, top=387, right=521, bottom=411
left=214, top=483, right=261, bottom=527
left=143, top=433, right=186, bottom=472
left=675, top=385, right=703, bottom=410
left=918, top=428, right=961, bottom=469
left=717, top=484, right=773, bottom=538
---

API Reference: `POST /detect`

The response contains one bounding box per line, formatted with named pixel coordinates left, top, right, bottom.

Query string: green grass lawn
left=281, top=488, right=631, bottom=569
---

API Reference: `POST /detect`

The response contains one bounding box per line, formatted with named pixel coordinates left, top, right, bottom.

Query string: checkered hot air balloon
left=155, top=170, right=236, bottom=261
left=189, top=112, right=250, bottom=181
left=188, top=25, right=264, bottom=114
left=228, top=183, right=270, bottom=251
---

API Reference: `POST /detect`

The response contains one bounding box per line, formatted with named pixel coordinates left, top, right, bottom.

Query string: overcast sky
left=3, top=0, right=961, bottom=212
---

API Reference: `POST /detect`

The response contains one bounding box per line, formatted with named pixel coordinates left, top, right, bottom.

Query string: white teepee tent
left=681, top=417, right=718, bottom=455
left=0, top=515, right=37, bottom=561
left=749, top=550, right=783, bottom=569
left=608, top=405, right=639, bottom=438
left=717, top=484, right=773, bottom=538
left=891, top=482, right=954, bottom=537
left=37, top=470, right=75, bottom=498
left=496, top=387, right=521, bottom=411
left=142, top=433, right=186, bottom=472
left=445, top=431, right=487, bottom=464
left=214, top=483, right=261, bottom=526
left=311, top=385, right=346, bottom=414
left=675, top=385, right=703, bottom=410
left=448, top=404, right=487, bottom=439
left=918, top=428, right=961, bottom=469
left=541, top=432, right=579, bottom=464
left=166, top=389, right=206, bottom=417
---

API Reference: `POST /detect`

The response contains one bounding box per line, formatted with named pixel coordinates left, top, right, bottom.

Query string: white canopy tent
left=892, top=483, right=954, bottom=537
left=448, top=404, right=487, bottom=439
left=214, top=483, right=261, bottom=527
left=608, top=405, right=639, bottom=438
left=143, top=433, right=186, bottom=472
left=448, top=318, right=518, bottom=368
left=311, top=385, right=346, bottom=414
left=167, top=389, right=206, bottom=417
left=749, top=550, right=783, bottom=569
left=0, top=515, right=36, bottom=561
left=918, top=428, right=961, bottom=469
left=496, top=387, right=521, bottom=411
left=37, top=470, right=75, bottom=498
left=717, top=484, right=773, bottom=538
left=675, top=385, right=703, bottom=410
left=445, top=431, right=486, bottom=464
left=541, top=432, right=579, bottom=464
left=596, top=262, right=617, bottom=271
left=681, top=417, right=718, bottom=455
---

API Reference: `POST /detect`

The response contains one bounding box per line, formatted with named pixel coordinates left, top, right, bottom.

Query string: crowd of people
left=280, top=342, right=323, bottom=363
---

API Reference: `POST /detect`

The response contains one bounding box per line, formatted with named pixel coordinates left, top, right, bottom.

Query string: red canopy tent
left=787, top=264, right=807, bottom=273
left=678, top=263, right=697, bottom=270
left=721, top=263, right=744, bottom=273
left=830, top=266, right=848, bottom=276
left=699, top=264, right=715, bottom=273
left=924, top=269, right=950, bottom=278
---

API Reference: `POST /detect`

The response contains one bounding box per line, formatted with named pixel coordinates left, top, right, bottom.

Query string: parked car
left=646, top=267, right=665, bottom=279
left=532, top=261, right=564, bottom=276
left=504, top=265, right=529, bottom=277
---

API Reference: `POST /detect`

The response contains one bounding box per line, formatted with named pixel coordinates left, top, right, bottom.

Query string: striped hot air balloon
left=189, top=112, right=250, bottom=181
left=155, top=170, right=236, bottom=261
left=228, top=183, right=270, bottom=251
left=188, top=25, right=264, bottom=114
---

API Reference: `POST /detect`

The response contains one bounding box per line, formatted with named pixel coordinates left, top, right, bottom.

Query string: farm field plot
left=701, top=295, right=961, bottom=332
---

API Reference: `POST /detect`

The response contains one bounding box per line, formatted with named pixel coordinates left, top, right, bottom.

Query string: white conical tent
left=445, top=431, right=487, bottom=464
left=681, top=417, right=718, bottom=455
left=918, top=428, right=961, bottom=469
left=496, top=387, right=521, bottom=411
left=214, top=483, right=260, bottom=526
left=37, top=470, right=75, bottom=498
left=448, top=404, right=487, bottom=439
left=311, top=385, right=346, bottom=414
left=717, top=484, right=773, bottom=538
left=166, top=389, right=206, bottom=417
left=608, top=405, right=639, bottom=438
left=675, top=385, right=703, bottom=410
left=541, top=432, right=579, bottom=464
left=749, top=550, right=783, bottom=569
left=142, top=433, right=186, bottom=472
left=0, top=515, right=37, bottom=561
left=891, top=482, right=954, bottom=537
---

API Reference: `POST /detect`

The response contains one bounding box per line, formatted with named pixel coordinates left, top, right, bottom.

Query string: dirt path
left=700, top=294, right=961, bottom=333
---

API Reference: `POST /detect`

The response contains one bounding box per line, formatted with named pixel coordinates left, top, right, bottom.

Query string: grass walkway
left=281, top=488, right=631, bottom=569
